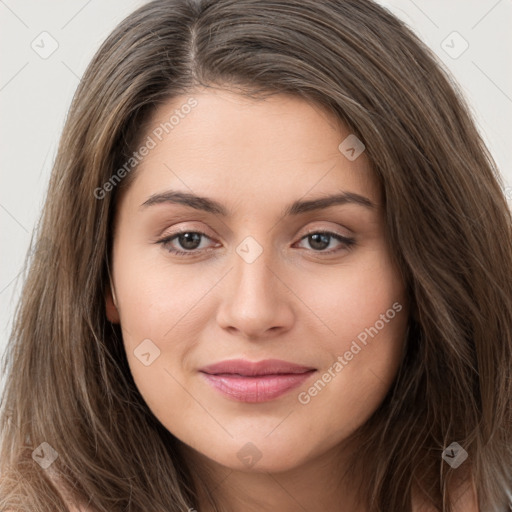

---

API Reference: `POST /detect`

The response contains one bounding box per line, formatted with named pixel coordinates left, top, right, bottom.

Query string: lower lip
left=199, top=371, right=316, bottom=403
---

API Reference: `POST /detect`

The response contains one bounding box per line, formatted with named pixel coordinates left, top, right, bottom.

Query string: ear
left=105, top=282, right=120, bottom=324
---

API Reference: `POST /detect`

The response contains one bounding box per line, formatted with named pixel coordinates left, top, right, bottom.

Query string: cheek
left=116, top=270, right=204, bottom=425
left=294, top=312, right=407, bottom=450
left=111, top=246, right=209, bottom=404
left=293, top=240, right=405, bottom=349
left=293, top=249, right=407, bottom=431
left=113, top=244, right=217, bottom=341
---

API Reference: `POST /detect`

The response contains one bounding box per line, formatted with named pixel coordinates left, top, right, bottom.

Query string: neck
left=178, top=440, right=366, bottom=512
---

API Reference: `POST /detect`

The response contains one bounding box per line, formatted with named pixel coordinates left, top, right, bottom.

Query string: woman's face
left=107, top=88, right=409, bottom=473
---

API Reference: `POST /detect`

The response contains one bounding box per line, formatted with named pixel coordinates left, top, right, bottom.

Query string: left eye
left=156, top=230, right=356, bottom=257
left=295, top=231, right=356, bottom=253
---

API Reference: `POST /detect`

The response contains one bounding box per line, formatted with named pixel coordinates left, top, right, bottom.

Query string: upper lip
left=199, top=358, right=316, bottom=377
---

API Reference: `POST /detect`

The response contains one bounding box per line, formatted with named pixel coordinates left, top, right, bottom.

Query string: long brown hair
left=1, top=1, right=511, bottom=510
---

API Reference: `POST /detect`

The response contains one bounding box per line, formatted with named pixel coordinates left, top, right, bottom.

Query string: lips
left=199, top=358, right=316, bottom=402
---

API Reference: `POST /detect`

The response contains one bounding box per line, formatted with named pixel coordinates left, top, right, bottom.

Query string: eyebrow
left=140, top=190, right=376, bottom=216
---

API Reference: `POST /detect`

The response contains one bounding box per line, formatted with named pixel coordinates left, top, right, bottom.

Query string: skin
left=105, top=87, right=413, bottom=511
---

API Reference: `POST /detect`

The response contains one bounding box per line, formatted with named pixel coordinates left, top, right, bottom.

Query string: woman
left=1, top=0, right=511, bottom=510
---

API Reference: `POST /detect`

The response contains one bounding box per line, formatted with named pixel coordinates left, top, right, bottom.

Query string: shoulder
left=1, top=466, right=95, bottom=512
left=452, top=476, right=479, bottom=512
left=45, top=468, right=97, bottom=512
left=412, top=475, right=479, bottom=512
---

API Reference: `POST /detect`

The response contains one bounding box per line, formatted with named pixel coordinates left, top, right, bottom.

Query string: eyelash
left=155, top=229, right=356, bottom=257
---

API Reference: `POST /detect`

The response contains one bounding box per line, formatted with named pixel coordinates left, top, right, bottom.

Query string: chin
left=194, top=436, right=313, bottom=474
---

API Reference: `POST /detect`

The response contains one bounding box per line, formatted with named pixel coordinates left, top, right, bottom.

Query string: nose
left=215, top=243, right=295, bottom=340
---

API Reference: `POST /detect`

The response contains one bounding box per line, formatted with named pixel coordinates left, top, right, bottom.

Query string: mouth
left=199, top=359, right=317, bottom=403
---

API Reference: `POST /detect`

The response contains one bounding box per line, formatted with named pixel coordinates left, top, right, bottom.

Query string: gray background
left=1, top=0, right=511, bottom=393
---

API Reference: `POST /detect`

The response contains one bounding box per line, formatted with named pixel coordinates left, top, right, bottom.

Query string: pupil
left=179, top=232, right=201, bottom=250
left=310, top=233, right=329, bottom=250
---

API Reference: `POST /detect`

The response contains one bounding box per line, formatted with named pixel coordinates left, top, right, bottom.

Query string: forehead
left=118, top=88, right=381, bottom=214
